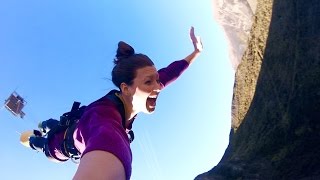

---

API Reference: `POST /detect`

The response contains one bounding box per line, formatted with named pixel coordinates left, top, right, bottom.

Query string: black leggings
left=29, top=136, right=47, bottom=152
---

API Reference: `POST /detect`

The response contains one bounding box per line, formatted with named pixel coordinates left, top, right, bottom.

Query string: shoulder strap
left=105, top=90, right=134, bottom=142
left=47, top=102, right=86, bottom=141
left=105, top=90, right=126, bottom=128
left=60, top=102, right=86, bottom=126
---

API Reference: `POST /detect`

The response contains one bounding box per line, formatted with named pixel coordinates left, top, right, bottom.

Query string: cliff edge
left=196, top=0, right=320, bottom=179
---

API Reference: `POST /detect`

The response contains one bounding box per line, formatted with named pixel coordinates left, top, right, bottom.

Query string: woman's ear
left=120, top=82, right=130, bottom=96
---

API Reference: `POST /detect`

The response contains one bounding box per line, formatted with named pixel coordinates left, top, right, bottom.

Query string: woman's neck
left=116, top=93, right=137, bottom=123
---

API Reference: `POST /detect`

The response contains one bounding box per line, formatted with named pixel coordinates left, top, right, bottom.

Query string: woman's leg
left=29, top=136, right=47, bottom=152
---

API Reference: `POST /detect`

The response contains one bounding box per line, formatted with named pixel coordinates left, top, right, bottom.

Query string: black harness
left=58, top=90, right=134, bottom=162
left=60, top=123, right=81, bottom=161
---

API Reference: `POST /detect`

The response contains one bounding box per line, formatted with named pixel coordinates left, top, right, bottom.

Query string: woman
left=73, top=27, right=203, bottom=180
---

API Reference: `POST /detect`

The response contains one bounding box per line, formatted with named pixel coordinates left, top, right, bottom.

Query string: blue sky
left=0, top=0, right=234, bottom=179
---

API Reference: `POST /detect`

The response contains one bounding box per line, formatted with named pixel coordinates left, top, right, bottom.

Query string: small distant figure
left=4, top=91, right=26, bottom=118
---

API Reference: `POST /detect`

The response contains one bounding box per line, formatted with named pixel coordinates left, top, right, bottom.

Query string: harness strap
left=44, top=143, right=68, bottom=162
left=109, top=90, right=135, bottom=142
left=59, top=91, right=135, bottom=162
left=61, top=123, right=80, bottom=160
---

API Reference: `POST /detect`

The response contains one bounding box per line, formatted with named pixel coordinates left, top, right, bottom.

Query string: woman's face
left=128, top=65, right=161, bottom=114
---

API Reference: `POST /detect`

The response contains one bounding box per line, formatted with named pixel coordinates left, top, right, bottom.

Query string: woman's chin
left=146, top=106, right=156, bottom=114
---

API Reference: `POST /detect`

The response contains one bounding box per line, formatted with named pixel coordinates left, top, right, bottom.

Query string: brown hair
left=112, top=41, right=154, bottom=89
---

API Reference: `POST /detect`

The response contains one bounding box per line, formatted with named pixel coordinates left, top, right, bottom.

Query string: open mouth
left=147, top=95, right=158, bottom=109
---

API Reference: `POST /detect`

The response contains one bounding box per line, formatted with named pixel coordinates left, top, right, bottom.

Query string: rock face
left=213, top=0, right=256, bottom=70
left=196, top=0, right=320, bottom=179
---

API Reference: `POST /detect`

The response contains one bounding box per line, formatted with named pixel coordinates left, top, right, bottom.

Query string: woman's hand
left=190, top=26, right=203, bottom=53
left=184, top=27, right=203, bottom=64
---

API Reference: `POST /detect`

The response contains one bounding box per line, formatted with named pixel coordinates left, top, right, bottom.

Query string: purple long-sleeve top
left=73, top=60, right=188, bottom=180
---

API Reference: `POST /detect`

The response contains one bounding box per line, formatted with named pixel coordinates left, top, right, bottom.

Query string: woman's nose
left=154, top=82, right=161, bottom=92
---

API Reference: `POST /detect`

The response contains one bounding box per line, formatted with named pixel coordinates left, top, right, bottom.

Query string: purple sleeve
left=74, top=102, right=132, bottom=180
left=158, top=60, right=189, bottom=88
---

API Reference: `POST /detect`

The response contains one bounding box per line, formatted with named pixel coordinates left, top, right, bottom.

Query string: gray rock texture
left=213, top=0, right=257, bottom=70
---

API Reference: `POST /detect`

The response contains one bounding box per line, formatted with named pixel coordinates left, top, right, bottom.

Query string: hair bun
left=115, top=41, right=135, bottom=64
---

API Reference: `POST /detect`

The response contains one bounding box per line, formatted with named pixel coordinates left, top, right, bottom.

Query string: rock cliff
left=196, top=0, right=320, bottom=179
left=213, top=0, right=256, bottom=70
